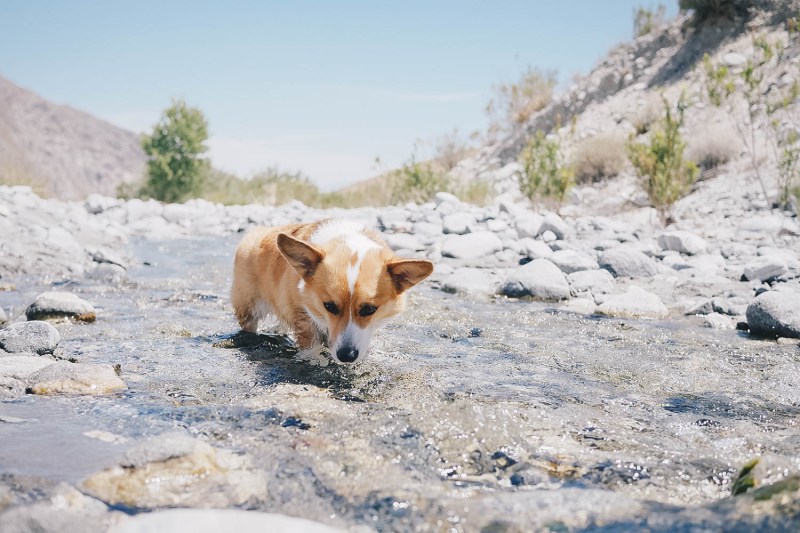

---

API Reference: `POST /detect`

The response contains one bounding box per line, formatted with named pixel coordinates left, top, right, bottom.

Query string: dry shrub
left=686, top=122, right=741, bottom=170
left=571, top=134, right=628, bottom=183
left=629, top=94, right=663, bottom=135
left=487, top=67, right=557, bottom=132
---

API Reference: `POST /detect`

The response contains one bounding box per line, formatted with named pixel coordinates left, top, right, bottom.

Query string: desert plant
left=433, top=128, right=473, bottom=171
left=140, top=100, right=210, bottom=203
left=389, top=157, right=452, bottom=204
left=198, top=167, right=323, bottom=206
left=486, top=67, right=557, bottom=134
left=703, top=37, right=800, bottom=210
left=518, top=131, right=574, bottom=206
left=686, top=122, right=741, bottom=170
left=634, top=4, right=667, bottom=37
left=629, top=94, right=664, bottom=135
left=627, top=95, right=699, bottom=224
left=571, top=134, right=628, bottom=183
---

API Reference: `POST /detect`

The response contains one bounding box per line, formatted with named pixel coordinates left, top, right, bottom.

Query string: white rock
left=441, top=268, right=500, bottom=297
left=442, top=213, right=476, bottom=235
left=27, top=362, right=126, bottom=395
left=550, top=250, right=599, bottom=274
left=596, top=286, right=669, bottom=319
left=515, top=214, right=544, bottom=238
left=568, top=269, right=615, bottom=296
left=441, top=232, right=503, bottom=260
left=561, top=297, right=597, bottom=315
left=519, top=238, right=554, bottom=260
left=499, top=259, right=570, bottom=300
left=434, top=192, right=460, bottom=206
left=26, top=291, right=96, bottom=322
left=382, top=233, right=425, bottom=252
left=541, top=230, right=558, bottom=243
left=704, top=313, right=735, bottom=329
left=723, top=52, right=747, bottom=68
left=539, top=212, right=570, bottom=240
left=657, top=231, right=707, bottom=255
left=0, top=355, right=56, bottom=379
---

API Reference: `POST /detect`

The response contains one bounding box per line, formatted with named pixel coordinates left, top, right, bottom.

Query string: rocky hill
left=0, top=76, right=146, bottom=200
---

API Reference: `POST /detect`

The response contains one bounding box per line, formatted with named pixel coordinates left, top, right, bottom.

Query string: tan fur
left=231, top=220, right=433, bottom=359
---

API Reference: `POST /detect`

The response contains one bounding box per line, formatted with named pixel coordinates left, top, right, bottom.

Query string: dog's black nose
left=336, top=346, right=359, bottom=363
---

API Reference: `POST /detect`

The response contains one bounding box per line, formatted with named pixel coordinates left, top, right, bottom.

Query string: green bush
left=634, top=4, right=667, bottom=37
left=199, top=168, right=323, bottom=206
left=627, top=95, right=698, bottom=224
left=140, top=100, right=210, bottom=203
left=518, top=131, right=574, bottom=206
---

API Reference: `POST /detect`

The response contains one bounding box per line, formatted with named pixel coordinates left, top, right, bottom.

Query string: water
left=1, top=235, right=799, bottom=531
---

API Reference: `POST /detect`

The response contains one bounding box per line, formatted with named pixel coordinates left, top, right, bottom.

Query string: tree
left=140, top=100, right=210, bottom=203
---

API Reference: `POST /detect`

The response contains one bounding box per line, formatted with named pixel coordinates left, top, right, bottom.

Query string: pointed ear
left=277, top=233, right=324, bottom=279
left=386, top=259, right=434, bottom=293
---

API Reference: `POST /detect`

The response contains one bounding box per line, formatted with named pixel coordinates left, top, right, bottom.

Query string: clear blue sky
left=0, top=1, right=677, bottom=190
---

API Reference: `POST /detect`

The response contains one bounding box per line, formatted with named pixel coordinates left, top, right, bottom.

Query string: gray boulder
left=26, top=291, right=96, bottom=322
left=441, top=267, right=500, bottom=297
left=596, top=286, right=669, bottom=319
left=441, top=232, right=503, bottom=260
left=499, top=259, right=570, bottom=300
left=746, top=291, right=800, bottom=338
left=0, top=321, right=60, bottom=355
left=550, top=250, right=599, bottom=274
left=657, top=231, right=707, bottom=255
left=742, top=257, right=788, bottom=282
left=599, top=248, right=660, bottom=278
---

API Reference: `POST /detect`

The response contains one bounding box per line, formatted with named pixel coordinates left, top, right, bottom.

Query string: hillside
left=0, top=76, right=146, bottom=200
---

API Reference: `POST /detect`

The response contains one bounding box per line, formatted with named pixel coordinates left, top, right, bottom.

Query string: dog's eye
left=359, top=304, right=377, bottom=317
left=323, top=301, right=339, bottom=315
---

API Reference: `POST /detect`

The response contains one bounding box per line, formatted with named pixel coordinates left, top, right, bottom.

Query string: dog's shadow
left=212, top=331, right=362, bottom=398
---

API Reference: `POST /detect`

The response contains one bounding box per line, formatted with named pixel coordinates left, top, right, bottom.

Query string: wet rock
left=598, top=248, right=659, bottom=278
left=550, top=250, right=599, bottom=274
left=0, top=355, right=56, bottom=379
left=703, top=313, right=736, bottom=329
left=0, top=376, right=25, bottom=399
left=88, top=263, right=128, bottom=282
left=567, top=269, right=615, bottom=296
left=658, top=231, right=707, bottom=255
left=26, top=292, right=96, bottom=323
left=442, top=213, right=475, bottom=235
left=561, top=297, right=597, bottom=315
left=110, top=508, right=344, bottom=533
left=82, top=433, right=266, bottom=508
left=441, top=232, right=503, bottom=260
left=596, top=286, right=669, bottom=319
left=539, top=212, right=570, bottom=240
left=87, top=247, right=127, bottom=268
left=0, top=504, right=109, bottom=533
left=499, top=259, right=570, bottom=300
left=746, top=291, right=800, bottom=338
left=742, top=257, right=788, bottom=282
left=441, top=267, right=500, bottom=297
left=26, top=362, right=126, bottom=395
left=0, top=321, right=60, bottom=355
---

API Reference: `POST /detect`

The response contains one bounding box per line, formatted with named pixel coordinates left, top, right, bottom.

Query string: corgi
left=231, top=219, right=433, bottom=364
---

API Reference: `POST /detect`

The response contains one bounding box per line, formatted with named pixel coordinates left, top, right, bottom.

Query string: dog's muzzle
left=336, top=345, right=359, bottom=363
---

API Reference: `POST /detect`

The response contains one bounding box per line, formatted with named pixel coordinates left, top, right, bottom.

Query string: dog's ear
left=277, top=233, right=324, bottom=278
left=386, top=259, right=434, bottom=293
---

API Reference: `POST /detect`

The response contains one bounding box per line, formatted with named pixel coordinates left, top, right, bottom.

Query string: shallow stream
left=2, top=235, right=799, bottom=531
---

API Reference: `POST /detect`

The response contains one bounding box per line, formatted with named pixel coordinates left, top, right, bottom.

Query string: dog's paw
left=297, top=346, right=329, bottom=367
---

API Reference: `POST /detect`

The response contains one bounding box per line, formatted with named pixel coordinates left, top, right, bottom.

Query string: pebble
left=26, top=292, right=97, bottom=322
left=0, top=321, right=61, bottom=355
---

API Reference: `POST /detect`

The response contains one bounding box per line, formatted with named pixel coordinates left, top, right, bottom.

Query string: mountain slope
left=0, top=76, right=146, bottom=200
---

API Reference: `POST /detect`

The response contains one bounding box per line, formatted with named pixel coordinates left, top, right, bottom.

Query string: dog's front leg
left=294, top=313, right=327, bottom=366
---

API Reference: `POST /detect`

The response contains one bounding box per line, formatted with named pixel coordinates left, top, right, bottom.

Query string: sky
left=0, top=1, right=677, bottom=190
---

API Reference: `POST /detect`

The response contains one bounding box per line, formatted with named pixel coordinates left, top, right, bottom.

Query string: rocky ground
left=1, top=184, right=799, bottom=532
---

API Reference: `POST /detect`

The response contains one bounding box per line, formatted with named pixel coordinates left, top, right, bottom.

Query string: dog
left=231, top=219, right=433, bottom=364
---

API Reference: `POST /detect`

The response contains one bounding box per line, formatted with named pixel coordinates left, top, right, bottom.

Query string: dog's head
left=277, top=231, right=432, bottom=364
